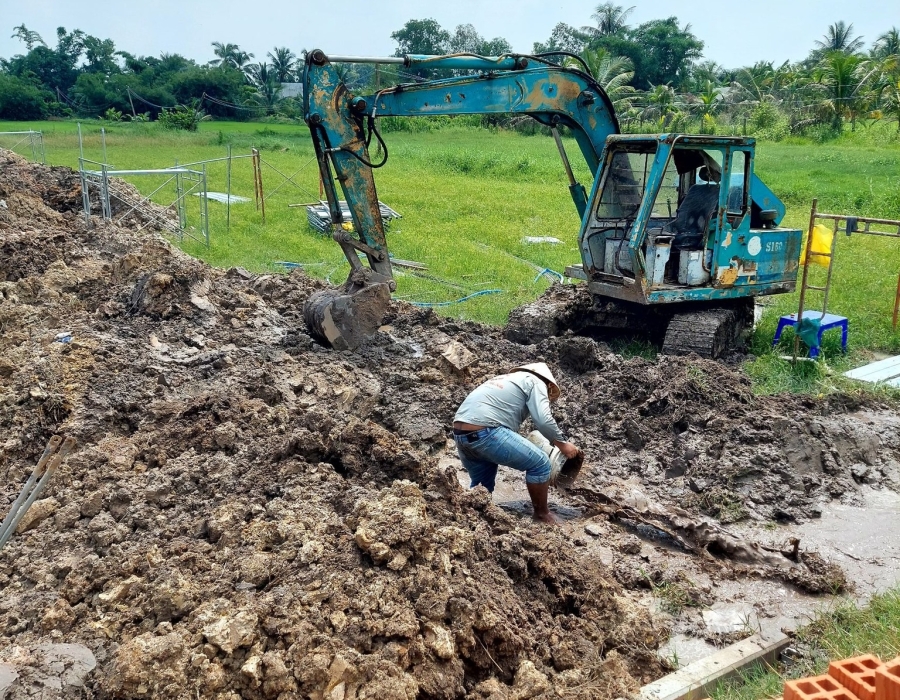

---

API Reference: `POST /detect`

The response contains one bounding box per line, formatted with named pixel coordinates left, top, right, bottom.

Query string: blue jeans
left=454, top=426, right=551, bottom=492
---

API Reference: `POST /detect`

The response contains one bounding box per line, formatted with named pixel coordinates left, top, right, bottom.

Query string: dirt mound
left=1, top=151, right=898, bottom=698
left=0, top=151, right=665, bottom=699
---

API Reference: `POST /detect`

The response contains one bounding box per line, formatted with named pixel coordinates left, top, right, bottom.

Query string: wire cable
left=407, top=289, right=503, bottom=307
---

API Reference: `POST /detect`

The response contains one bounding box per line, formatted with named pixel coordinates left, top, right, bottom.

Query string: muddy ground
left=1, top=150, right=899, bottom=699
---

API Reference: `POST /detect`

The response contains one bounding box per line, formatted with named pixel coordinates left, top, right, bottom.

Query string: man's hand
left=554, top=441, right=580, bottom=460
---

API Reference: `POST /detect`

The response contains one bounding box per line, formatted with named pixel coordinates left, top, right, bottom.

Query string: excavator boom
left=301, top=49, right=620, bottom=348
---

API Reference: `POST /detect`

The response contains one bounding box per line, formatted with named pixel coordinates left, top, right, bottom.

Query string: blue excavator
left=301, top=49, right=802, bottom=358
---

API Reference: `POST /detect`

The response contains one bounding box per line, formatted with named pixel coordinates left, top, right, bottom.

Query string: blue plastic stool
left=772, top=312, right=848, bottom=358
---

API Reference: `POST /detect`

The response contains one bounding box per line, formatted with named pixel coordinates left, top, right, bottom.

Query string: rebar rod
left=0, top=436, right=65, bottom=549
left=0, top=438, right=76, bottom=550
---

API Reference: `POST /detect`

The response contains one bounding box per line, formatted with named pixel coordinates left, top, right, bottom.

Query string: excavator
left=300, top=49, right=802, bottom=358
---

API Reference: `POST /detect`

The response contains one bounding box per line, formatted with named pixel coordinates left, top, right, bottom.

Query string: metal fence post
left=226, top=145, right=232, bottom=232
left=79, top=158, right=91, bottom=226
left=202, top=164, right=210, bottom=247
left=100, top=163, right=111, bottom=220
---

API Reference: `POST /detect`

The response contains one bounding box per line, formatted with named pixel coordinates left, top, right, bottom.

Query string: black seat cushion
left=672, top=184, right=719, bottom=250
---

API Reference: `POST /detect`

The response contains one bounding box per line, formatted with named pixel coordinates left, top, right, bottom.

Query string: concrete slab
left=641, top=633, right=790, bottom=700
left=844, top=356, right=900, bottom=384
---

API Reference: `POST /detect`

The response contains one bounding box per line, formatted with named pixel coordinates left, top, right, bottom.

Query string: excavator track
left=661, top=307, right=744, bottom=359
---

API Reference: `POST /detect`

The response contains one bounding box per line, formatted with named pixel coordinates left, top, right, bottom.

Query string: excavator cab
left=565, top=135, right=802, bottom=356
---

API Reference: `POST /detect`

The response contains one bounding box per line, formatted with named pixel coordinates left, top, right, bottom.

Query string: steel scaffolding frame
left=0, top=130, right=46, bottom=163
left=77, top=125, right=209, bottom=246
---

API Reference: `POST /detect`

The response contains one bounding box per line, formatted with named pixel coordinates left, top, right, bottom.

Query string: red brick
left=876, top=658, right=900, bottom=700
left=829, top=655, right=882, bottom=700
left=785, top=674, right=860, bottom=700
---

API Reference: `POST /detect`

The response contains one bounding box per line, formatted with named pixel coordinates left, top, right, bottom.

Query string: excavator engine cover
left=303, top=269, right=392, bottom=351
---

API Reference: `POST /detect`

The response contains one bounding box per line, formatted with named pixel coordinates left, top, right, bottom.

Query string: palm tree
left=873, top=28, right=900, bottom=60
left=210, top=42, right=254, bottom=75
left=583, top=3, right=634, bottom=39
left=210, top=42, right=239, bottom=67
left=247, top=62, right=283, bottom=110
left=692, top=60, right=724, bottom=89
left=883, top=79, right=900, bottom=130
left=268, top=47, right=297, bottom=83
left=815, top=52, right=876, bottom=130
left=565, top=47, right=637, bottom=110
left=814, top=21, right=865, bottom=55
left=691, top=80, right=725, bottom=132
left=732, top=62, right=777, bottom=104
left=231, top=50, right=255, bottom=76
left=642, top=84, right=683, bottom=129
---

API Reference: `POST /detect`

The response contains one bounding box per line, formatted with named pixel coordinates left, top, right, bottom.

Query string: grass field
left=2, top=118, right=900, bottom=392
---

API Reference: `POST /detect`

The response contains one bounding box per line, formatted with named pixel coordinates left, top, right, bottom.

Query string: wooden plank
left=844, top=356, right=900, bottom=382
left=640, top=633, right=790, bottom=700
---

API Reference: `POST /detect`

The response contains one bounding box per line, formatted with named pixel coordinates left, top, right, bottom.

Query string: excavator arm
left=301, top=49, right=620, bottom=349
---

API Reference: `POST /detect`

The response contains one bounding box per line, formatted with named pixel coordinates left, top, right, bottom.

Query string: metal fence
left=77, top=124, right=209, bottom=246
left=0, top=131, right=46, bottom=163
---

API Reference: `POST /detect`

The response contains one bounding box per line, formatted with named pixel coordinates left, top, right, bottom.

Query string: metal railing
left=0, top=130, right=46, bottom=163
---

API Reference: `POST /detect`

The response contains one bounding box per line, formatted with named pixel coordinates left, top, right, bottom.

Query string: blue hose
left=407, top=289, right=503, bottom=308
left=533, top=268, right=564, bottom=283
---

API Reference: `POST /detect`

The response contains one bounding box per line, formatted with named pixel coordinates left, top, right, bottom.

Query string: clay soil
left=1, top=150, right=899, bottom=699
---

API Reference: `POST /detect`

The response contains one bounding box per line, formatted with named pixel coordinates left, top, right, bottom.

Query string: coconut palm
left=641, top=84, right=684, bottom=129
left=873, top=28, right=900, bottom=59
left=231, top=50, right=255, bottom=76
left=583, top=3, right=634, bottom=39
left=692, top=60, right=724, bottom=89
left=210, top=42, right=254, bottom=75
left=247, top=62, right=283, bottom=110
left=210, top=42, right=239, bottom=68
left=814, top=51, right=877, bottom=130
left=268, top=47, right=297, bottom=83
left=814, top=21, right=865, bottom=56
left=691, top=81, right=724, bottom=118
left=732, top=62, right=778, bottom=105
left=883, top=79, right=900, bottom=130
left=565, top=47, right=637, bottom=110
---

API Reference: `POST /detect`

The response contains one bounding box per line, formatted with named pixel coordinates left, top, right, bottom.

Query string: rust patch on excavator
left=717, top=267, right=739, bottom=287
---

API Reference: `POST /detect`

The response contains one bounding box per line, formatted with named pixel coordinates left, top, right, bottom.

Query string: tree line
left=0, top=6, right=898, bottom=138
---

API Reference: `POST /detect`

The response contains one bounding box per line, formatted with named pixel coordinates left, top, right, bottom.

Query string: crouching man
left=452, top=363, right=579, bottom=525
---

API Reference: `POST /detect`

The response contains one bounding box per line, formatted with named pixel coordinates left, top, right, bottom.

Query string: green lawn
left=3, top=119, right=900, bottom=389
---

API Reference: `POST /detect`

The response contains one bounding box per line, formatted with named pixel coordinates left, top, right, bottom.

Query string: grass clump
left=711, top=587, right=900, bottom=700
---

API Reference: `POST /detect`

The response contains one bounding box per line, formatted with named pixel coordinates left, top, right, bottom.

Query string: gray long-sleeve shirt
left=454, top=371, right=566, bottom=443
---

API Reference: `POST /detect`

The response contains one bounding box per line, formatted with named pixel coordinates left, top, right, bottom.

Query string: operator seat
left=672, top=184, right=719, bottom=249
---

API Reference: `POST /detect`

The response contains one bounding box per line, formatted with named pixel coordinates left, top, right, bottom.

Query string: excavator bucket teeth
left=304, top=283, right=392, bottom=351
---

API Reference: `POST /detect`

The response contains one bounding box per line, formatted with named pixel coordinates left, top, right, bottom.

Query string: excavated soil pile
left=1, top=151, right=899, bottom=699
left=0, top=151, right=663, bottom=699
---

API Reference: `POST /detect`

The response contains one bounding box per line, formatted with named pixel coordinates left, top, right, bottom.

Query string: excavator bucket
left=303, top=271, right=392, bottom=351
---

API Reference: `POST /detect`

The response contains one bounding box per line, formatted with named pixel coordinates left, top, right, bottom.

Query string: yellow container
left=801, top=223, right=833, bottom=268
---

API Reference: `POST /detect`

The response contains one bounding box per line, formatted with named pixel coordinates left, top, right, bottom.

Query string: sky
left=0, top=0, right=897, bottom=70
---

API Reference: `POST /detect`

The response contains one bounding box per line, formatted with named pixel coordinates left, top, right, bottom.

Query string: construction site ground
left=1, top=149, right=898, bottom=699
